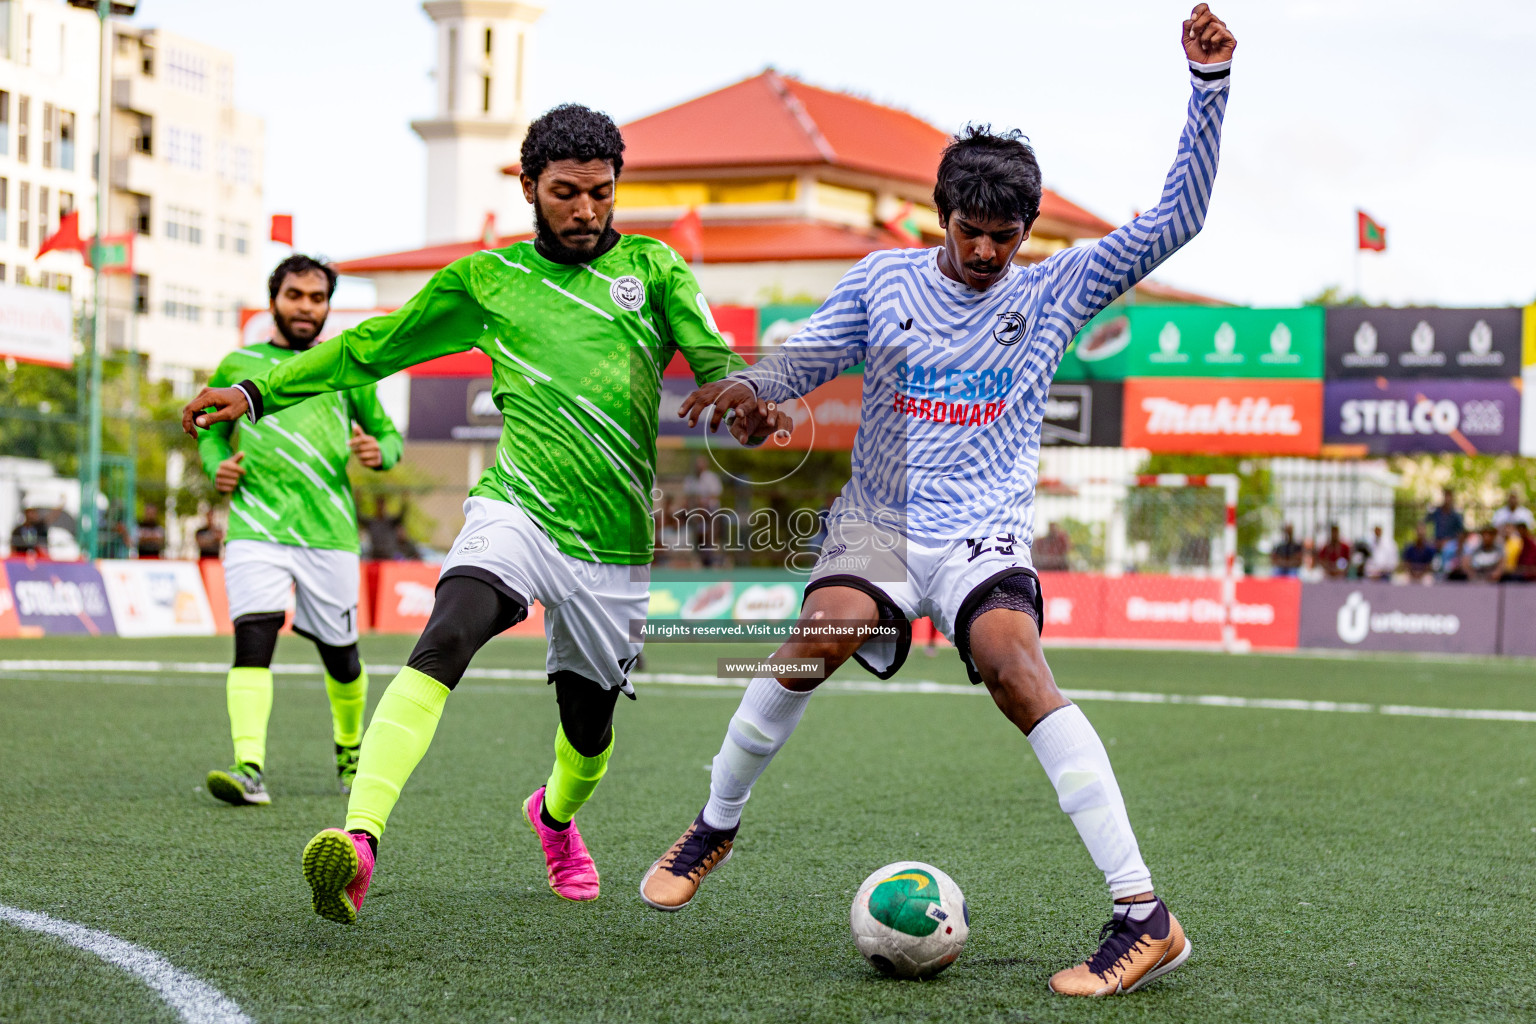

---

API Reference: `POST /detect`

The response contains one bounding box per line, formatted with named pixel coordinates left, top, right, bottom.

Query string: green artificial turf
left=1, top=635, right=1534, bottom=1023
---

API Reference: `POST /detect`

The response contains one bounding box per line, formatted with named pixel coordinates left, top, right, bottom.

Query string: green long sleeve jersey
left=198, top=341, right=403, bottom=553
left=240, top=236, right=746, bottom=564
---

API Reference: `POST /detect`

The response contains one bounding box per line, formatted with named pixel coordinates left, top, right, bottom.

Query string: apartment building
left=0, top=0, right=99, bottom=304
left=104, top=24, right=265, bottom=380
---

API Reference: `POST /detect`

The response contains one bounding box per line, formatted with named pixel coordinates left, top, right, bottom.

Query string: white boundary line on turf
left=0, top=904, right=253, bottom=1024
left=5, top=658, right=1536, bottom=723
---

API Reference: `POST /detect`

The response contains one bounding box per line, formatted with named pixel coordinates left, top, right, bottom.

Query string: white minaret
left=411, top=1, right=543, bottom=244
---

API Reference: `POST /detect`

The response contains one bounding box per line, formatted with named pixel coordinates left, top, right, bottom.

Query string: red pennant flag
left=671, top=207, right=703, bottom=263
left=270, top=214, right=294, bottom=246
left=883, top=201, right=922, bottom=247
left=1357, top=210, right=1386, bottom=252
left=38, top=209, right=88, bottom=259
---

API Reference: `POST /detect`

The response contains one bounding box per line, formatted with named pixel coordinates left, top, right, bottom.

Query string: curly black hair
left=519, top=104, right=626, bottom=183
left=933, top=125, right=1042, bottom=229
left=267, top=254, right=337, bottom=303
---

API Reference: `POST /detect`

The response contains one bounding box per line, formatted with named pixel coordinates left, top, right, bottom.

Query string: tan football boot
left=639, top=814, right=735, bottom=911
left=1049, top=899, right=1190, bottom=996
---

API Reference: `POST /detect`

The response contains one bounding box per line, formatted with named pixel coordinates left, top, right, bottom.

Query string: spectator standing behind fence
left=1269, top=524, right=1303, bottom=577
left=362, top=497, right=406, bottom=561
left=1401, top=526, right=1435, bottom=583
left=1361, top=525, right=1397, bottom=580
left=1491, top=488, right=1535, bottom=532
left=1424, top=492, right=1464, bottom=555
left=195, top=516, right=225, bottom=560
left=1034, top=521, right=1072, bottom=572
left=1468, top=525, right=1505, bottom=582
left=1317, top=524, right=1351, bottom=579
left=137, top=504, right=166, bottom=559
left=9, top=507, right=52, bottom=558
left=1441, top=529, right=1473, bottom=581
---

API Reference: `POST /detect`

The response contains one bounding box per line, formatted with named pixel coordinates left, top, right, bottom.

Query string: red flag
left=883, top=201, right=922, bottom=247
left=270, top=214, right=294, bottom=246
left=671, top=207, right=703, bottom=263
left=37, top=210, right=87, bottom=259
left=1357, top=210, right=1386, bottom=252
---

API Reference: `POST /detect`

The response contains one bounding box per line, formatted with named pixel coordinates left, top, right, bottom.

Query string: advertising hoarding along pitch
left=1057, top=307, right=1322, bottom=381
left=97, top=560, right=217, bottom=638
left=1041, top=381, right=1124, bottom=447
left=2, top=559, right=116, bottom=635
left=1121, top=378, right=1323, bottom=455
left=1324, top=378, right=1520, bottom=455
left=1325, top=307, right=1521, bottom=379
left=1298, top=581, right=1500, bottom=655
left=0, top=287, right=74, bottom=368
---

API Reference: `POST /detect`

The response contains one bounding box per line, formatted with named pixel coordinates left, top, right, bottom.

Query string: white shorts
left=224, top=539, right=361, bottom=646
left=440, top=497, right=649, bottom=692
left=806, top=511, right=1039, bottom=682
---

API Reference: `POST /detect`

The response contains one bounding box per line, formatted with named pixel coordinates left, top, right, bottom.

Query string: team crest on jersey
left=610, top=276, right=646, bottom=311
left=459, top=535, right=490, bottom=554
left=993, top=312, right=1026, bottom=346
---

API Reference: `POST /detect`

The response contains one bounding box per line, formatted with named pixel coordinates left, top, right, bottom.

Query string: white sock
left=1116, top=899, right=1161, bottom=922
left=701, top=677, right=813, bottom=830
left=1027, top=704, right=1153, bottom=899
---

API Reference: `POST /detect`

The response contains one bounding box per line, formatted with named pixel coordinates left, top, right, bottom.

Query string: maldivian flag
left=884, top=201, right=923, bottom=247
left=1357, top=210, right=1386, bottom=252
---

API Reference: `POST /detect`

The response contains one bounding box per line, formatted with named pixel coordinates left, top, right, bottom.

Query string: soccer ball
left=850, top=861, right=969, bottom=979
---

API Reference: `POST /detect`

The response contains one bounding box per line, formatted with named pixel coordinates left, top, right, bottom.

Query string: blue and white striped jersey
left=738, top=66, right=1230, bottom=544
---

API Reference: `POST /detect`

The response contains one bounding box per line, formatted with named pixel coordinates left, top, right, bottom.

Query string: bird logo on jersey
left=993, top=312, right=1027, bottom=346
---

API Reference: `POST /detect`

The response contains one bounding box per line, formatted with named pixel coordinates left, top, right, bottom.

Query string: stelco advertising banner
left=1058, top=306, right=1322, bottom=381
left=2, top=560, right=116, bottom=635
left=1041, top=381, right=1124, bottom=447
left=1323, top=378, right=1521, bottom=455
left=1325, top=307, right=1522, bottom=379
left=1121, top=378, right=1324, bottom=455
left=1298, top=581, right=1501, bottom=655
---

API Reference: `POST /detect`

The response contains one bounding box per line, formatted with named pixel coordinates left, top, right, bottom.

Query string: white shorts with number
left=224, top=539, right=361, bottom=646
left=806, top=510, right=1039, bottom=681
left=440, top=497, right=649, bottom=693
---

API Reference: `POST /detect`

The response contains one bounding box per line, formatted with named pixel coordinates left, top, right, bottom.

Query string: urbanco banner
left=1121, top=378, right=1323, bottom=455
left=1297, top=580, right=1500, bottom=654
left=1325, top=307, right=1521, bottom=379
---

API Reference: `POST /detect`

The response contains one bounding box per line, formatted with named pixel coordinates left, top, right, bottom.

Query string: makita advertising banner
left=1325, top=307, right=1521, bottom=379
left=1058, top=307, right=1322, bottom=381
left=1041, top=381, right=1123, bottom=446
left=1324, top=378, right=1521, bottom=455
left=1298, top=581, right=1500, bottom=655
left=1121, top=378, right=1323, bottom=455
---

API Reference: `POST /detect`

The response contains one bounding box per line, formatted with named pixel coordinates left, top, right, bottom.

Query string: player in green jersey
left=182, top=105, right=789, bottom=922
left=199, top=255, right=403, bottom=807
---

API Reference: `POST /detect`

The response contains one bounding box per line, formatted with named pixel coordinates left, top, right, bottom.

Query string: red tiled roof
left=503, top=70, right=1115, bottom=237
left=337, top=221, right=926, bottom=274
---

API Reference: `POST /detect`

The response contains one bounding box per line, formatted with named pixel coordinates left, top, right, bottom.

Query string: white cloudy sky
left=136, top=0, right=1536, bottom=309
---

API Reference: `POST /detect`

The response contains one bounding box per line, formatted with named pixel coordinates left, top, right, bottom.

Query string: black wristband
left=236, top=379, right=265, bottom=421
left=1191, top=65, right=1231, bottom=81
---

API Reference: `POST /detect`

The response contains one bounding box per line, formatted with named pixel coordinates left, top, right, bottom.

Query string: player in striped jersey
left=641, top=4, right=1235, bottom=997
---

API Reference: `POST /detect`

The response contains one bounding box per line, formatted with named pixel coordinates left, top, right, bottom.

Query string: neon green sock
left=344, top=667, right=450, bottom=838
left=325, top=666, right=369, bottom=747
left=226, top=667, right=273, bottom=770
left=542, top=726, right=613, bottom=823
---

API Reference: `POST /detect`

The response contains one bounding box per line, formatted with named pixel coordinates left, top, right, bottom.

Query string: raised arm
left=1043, top=4, right=1235, bottom=331
left=182, top=257, right=485, bottom=435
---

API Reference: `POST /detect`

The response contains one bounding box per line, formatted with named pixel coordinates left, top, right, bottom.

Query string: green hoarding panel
left=1057, top=308, right=1133, bottom=380
left=1126, top=306, right=1322, bottom=378
left=1058, top=306, right=1323, bottom=380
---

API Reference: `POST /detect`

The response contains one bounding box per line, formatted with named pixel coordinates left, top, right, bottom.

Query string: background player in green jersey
left=199, top=255, right=403, bottom=807
left=182, top=105, right=789, bottom=923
